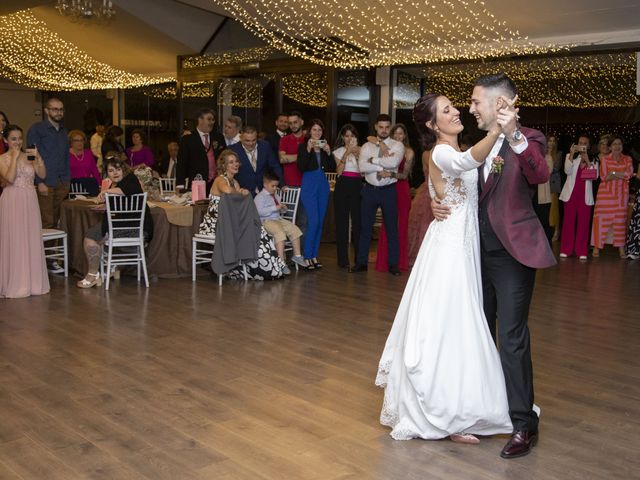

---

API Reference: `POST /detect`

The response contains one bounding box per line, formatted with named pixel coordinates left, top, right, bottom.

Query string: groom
left=434, top=73, right=556, bottom=458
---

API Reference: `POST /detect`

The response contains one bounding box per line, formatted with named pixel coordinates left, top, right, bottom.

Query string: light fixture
left=56, top=0, right=115, bottom=22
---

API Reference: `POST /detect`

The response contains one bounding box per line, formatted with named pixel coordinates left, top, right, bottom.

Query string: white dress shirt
left=225, top=134, right=240, bottom=146
left=166, top=157, right=177, bottom=178
left=197, top=128, right=209, bottom=147
left=482, top=134, right=529, bottom=181
left=243, top=146, right=257, bottom=171
left=358, top=138, right=404, bottom=187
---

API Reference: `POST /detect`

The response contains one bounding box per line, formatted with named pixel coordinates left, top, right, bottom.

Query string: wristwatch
left=509, top=129, right=523, bottom=143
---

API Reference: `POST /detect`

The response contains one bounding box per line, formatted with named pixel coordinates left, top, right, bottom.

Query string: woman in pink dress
left=407, top=148, right=435, bottom=266
left=0, top=125, right=50, bottom=298
left=69, top=129, right=101, bottom=196
left=126, top=129, right=155, bottom=169
left=375, top=124, right=413, bottom=272
left=591, top=136, right=634, bottom=258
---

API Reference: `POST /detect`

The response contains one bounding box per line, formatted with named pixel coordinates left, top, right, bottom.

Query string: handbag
left=580, top=167, right=597, bottom=181
left=550, top=170, right=562, bottom=193
left=191, top=174, right=207, bottom=202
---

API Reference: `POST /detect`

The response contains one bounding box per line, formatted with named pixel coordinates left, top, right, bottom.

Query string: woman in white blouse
left=332, top=124, right=362, bottom=269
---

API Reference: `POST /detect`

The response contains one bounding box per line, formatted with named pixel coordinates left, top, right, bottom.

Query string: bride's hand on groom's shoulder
left=431, top=196, right=450, bottom=221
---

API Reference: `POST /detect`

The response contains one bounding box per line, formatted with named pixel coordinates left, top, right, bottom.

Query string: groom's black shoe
left=500, top=428, right=539, bottom=459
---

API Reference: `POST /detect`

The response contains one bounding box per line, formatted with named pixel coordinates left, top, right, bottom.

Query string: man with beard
left=433, top=73, right=556, bottom=458
left=27, top=97, right=69, bottom=274
left=279, top=111, right=307, bottom=239
left=267, top=113, right=289, bottom=159
left=350, top=114, right=404, bottom=276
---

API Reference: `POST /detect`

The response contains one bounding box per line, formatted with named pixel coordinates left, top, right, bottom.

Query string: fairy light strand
left=211, top=0, right=562, bottom=68
left=0, top=10, right=174, bottom=90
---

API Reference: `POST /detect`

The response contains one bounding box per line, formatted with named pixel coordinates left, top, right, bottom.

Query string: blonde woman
left=198, top=149, right=285, bottom=280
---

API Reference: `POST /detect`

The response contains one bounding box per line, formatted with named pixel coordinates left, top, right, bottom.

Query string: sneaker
left=559, top=253, right=568, bottom=258
left=282, top=265, right=291, bottom=275
left=291, top=255, right=307, bottom=268
left=579, top=256, right=587, bottom=261
left=48, top=261, right=65, bottom=274
left=627, top=254, right=639, bottom=260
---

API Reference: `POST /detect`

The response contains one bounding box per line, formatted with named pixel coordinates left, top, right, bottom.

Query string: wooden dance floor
left=1, top=245, right=638, bottom=479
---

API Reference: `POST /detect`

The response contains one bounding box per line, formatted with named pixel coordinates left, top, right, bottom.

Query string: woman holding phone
left=297, top=119, right=336, bottom=269
left=559, top=137, right=598, bottom=259
left=332, top=124, right=362, bottom=269
left=0, top=124, right=50, bottom=298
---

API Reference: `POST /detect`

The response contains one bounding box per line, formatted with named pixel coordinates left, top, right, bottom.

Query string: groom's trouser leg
left=481, top=248, right=538, bottom=432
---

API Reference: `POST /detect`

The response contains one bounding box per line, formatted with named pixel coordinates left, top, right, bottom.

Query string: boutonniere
left=491, top=155, right=505, bottom=174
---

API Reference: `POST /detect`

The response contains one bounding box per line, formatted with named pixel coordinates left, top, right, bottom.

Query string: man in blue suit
left=231, top=125, right=283, bottom=196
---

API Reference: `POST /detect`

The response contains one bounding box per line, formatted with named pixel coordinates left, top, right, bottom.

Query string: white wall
left=0, top=81, right=43, bottom=133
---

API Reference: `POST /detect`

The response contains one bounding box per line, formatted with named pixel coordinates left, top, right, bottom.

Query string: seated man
left=254, top=170, right=307, bottom=275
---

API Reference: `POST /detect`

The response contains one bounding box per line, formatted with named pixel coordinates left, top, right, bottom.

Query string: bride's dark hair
left=413, top=93, right=441, bottom=150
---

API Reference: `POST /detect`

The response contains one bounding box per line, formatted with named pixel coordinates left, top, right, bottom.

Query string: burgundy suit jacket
left=479, top=127, right=556, bottom=269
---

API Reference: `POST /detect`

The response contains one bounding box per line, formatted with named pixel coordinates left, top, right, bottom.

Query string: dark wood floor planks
left=1, top=245, right=639, bottom=479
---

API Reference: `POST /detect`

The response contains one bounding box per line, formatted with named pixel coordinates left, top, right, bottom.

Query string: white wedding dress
left=375, top=144, right=513, bottom=440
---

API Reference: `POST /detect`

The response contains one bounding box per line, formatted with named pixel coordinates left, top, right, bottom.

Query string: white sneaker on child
left=282, top=265, right=291, bottom=275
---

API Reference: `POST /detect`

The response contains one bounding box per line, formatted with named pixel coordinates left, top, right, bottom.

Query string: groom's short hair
left=474, top=73, right=517, bottom=98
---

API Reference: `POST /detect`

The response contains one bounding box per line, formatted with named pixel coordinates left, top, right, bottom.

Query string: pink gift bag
left=191, top=174, right=206, bottom=202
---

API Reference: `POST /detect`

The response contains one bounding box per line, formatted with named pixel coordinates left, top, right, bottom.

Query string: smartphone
left=27, top=144, right=36, bottom=161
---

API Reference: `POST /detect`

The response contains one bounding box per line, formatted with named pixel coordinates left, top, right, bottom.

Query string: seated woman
left=69, top=129, right=101, bottom=196
left=199, top=149, right=286, bottom=280
left=77, top=156, right=153, bottom=288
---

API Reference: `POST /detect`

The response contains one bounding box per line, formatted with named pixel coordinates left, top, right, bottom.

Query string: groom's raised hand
left=496, top=95, right=521, bottom=142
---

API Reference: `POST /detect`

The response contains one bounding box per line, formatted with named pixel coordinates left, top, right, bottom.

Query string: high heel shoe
left=77, top=272, right=102, bottom=289
left=312, top=259, right=323, bottom=269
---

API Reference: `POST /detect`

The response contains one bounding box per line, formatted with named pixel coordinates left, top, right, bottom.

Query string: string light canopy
left=422, top=52, right=638, bottom=108
left=213, top=0, right=562, bottom=68
left=181, top=47, right=277, bottom=69
left=0, top=10, right=174, bottom=90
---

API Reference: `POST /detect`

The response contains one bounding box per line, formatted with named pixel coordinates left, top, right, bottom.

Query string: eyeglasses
left=47, top=107, right=65, bottom=112
left=71, top=138, right=84, bottom=142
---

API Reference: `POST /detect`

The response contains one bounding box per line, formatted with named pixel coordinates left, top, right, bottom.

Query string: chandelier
left=56, top=0, right=116, bottom=22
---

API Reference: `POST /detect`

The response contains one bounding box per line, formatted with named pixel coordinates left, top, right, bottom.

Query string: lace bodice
left=428, top=144, right=480, bottom=256
left=11, top=160, right=36, bottom=189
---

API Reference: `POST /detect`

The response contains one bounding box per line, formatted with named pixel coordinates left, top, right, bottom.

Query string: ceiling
left=0, top=0, right=639, bottom=77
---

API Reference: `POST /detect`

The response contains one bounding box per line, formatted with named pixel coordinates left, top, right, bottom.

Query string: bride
left=376, top=93, right=515, bottom=443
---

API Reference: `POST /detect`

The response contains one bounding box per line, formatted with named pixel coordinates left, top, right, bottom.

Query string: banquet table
left=59, top=199, right=208, bottom=278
